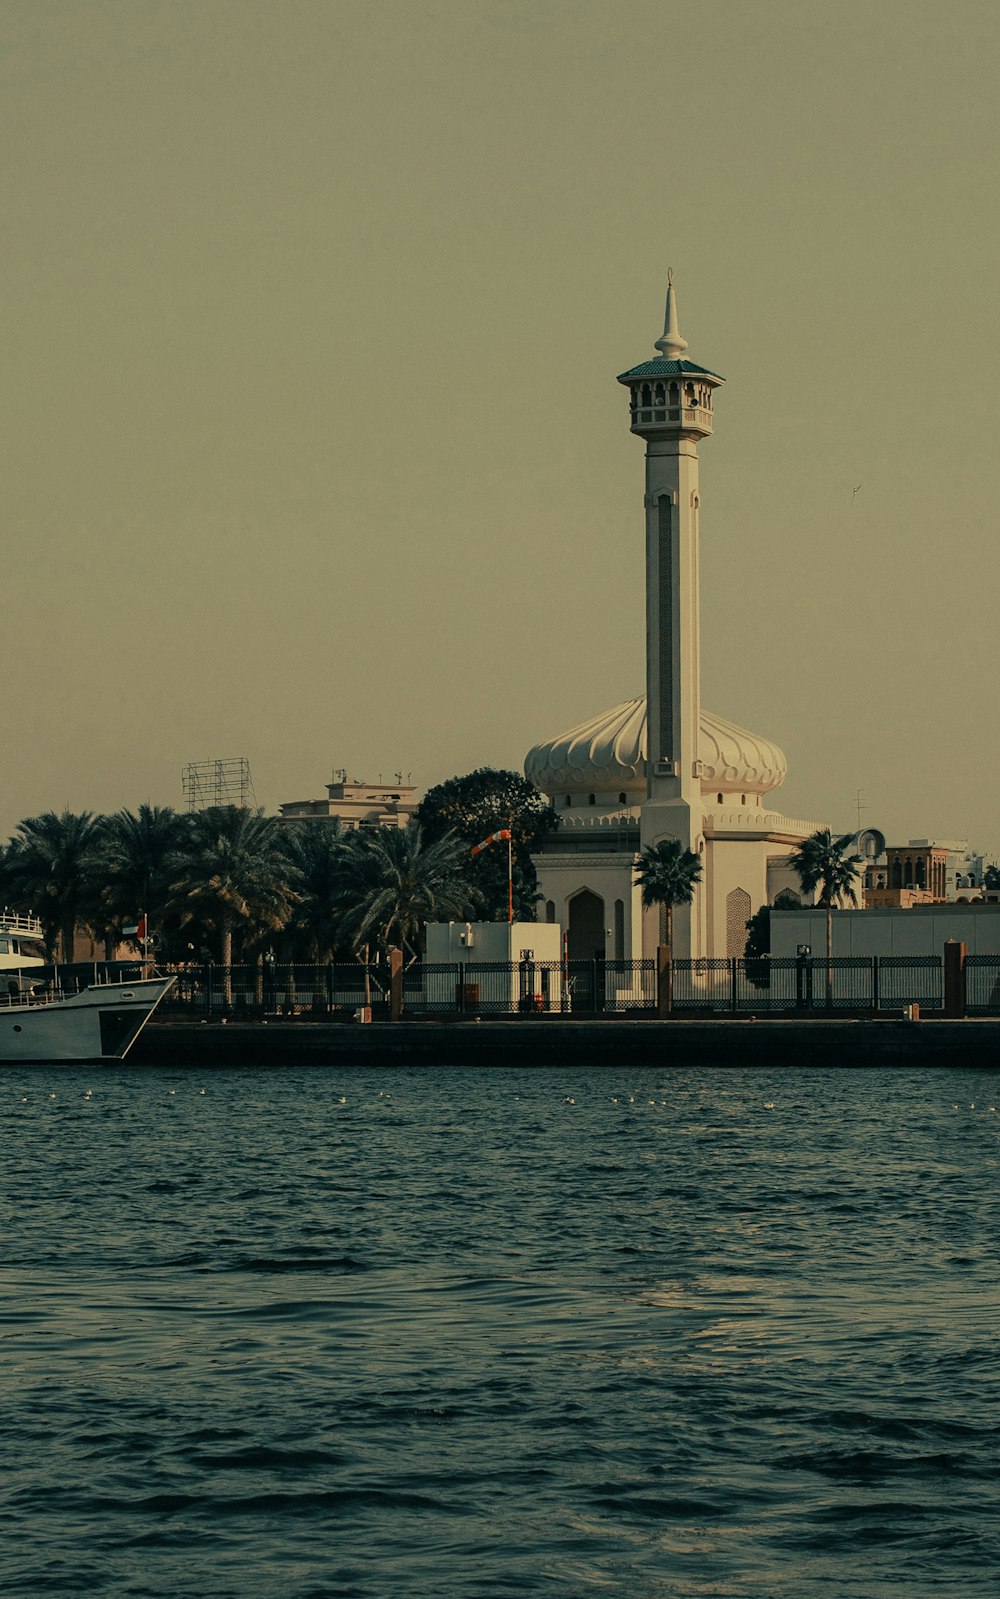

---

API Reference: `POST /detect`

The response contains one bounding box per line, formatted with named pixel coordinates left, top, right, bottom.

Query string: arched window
left=588, top=793, right=596, bottom=806
left=545, top=900, right=556, bottom=924
left=641, top=383, right=652, bottom=407
left=618, top=791, right=627, bottom=805
left=717, top=792, right=723, bottom=805
left=741, top=794, right=746, bottom=806
left=564, top=795, right=572, bottom=808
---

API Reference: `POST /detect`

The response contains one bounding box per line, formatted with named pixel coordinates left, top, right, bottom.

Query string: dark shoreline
left=132, top=1018, right=1000, bottom=1068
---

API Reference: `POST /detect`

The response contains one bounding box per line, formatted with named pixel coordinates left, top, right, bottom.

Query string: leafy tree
left=787, top=829, right=862, bottom=1004
left=415, top=767, right=557, bottom=921
left=985, top=864, right=1000, bottom=891
left=169, top=808, right=300, bottom=1000
left=633, top=837, right=702, bottom=953
left=335, top=824, right=473, bottom=962
left=3, top=811, right=105, bottom=961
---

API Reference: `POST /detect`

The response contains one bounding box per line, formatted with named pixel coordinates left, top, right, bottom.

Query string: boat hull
left=0, top=977, right=176, bottom=1063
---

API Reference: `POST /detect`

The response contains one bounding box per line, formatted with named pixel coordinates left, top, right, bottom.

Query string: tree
left=334, top=824, right=473, bottom=962
left=282, top=819, right=348, bottom=960
left=3, top=811, right=105, bottom=961
left=743, top=903, right=771, bottom=990
left=169, top=808, right=300, bottom=1002
left=633, top=837, right=702, bottom=953
left=415, top=767, right=557, bottom=921
left=97, top=804, right=187, bottom=953
left=985, top=864, right=1000, bottom=891
left=787, top=829, right=862, bottom=1004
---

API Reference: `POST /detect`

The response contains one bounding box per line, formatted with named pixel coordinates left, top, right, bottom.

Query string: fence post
left=205, top=960, right=213, bottom=1018
left=872, top=954, right=880, bottom=1014
left=593, top=955, right=606, bottom=1013
left=943, top=940, right=966, bottom=1019
left=389, top=947, right=404, bottom=1022
left=730, top=957, right=738, bottom=1013
left=457, top=961, right=465, bottom=1015
left=657, top=945, right=672, bottom=1017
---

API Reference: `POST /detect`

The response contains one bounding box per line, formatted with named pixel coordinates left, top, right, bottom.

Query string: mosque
left=523, top=276, right=824, bottom=962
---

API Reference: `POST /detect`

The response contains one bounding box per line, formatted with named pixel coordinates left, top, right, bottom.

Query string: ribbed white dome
left=524, top=696, right=788, bottom=798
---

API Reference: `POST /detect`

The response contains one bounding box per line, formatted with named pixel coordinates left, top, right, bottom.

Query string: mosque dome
left=524, top=696, right=788, bottom=799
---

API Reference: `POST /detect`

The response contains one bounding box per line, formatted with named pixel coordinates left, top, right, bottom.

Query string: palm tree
left=96, top=804, right=186, bottom=957
left=633, top=837, right=703, bottom=954
left=3, top=811, right=105, bottom=961
left=170, top=807, right=300, bottom=1005
left=335, top=824, right=472, bottom=964
left=282, top=818, right=347, bottom=961
left=787, top=829, right=862, bottom=1004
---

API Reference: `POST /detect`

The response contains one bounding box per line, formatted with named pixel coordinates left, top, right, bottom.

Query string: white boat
left=0, top=974, right=176, bottom=1063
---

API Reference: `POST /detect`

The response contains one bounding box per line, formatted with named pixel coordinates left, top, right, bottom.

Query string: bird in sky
left=852, top=483, right=862, bottom=501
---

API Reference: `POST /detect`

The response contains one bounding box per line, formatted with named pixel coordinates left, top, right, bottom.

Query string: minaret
left=617, top=273, right=725, bottom=956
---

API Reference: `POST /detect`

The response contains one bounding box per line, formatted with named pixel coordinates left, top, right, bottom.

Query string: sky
left=3, top=0, right=999, bottom=855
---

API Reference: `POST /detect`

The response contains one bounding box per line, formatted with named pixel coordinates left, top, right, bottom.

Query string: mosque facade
left=523, top=277, right=823, bottom=961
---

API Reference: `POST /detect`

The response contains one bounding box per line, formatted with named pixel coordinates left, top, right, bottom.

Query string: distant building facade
left=279, top=773, right=418, bottom=831
left=772, top=902, right=1000, bottom=958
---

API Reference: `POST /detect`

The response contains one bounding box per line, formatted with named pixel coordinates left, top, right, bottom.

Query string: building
left=771, top=902, right=1000, bottom=959
left=279, top=772, right=419, bottom=831
left=524, top=275, right=822, bottom=960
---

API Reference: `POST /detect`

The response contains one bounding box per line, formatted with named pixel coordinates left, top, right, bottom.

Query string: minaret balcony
left=629, top=402, right=714, bottom=438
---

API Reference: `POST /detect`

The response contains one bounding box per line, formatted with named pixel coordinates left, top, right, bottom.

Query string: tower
left=616, top=274, right=724, bottom=955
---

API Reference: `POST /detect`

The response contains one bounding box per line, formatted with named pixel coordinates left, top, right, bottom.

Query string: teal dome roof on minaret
left=617, top=356, right=724, bottom=381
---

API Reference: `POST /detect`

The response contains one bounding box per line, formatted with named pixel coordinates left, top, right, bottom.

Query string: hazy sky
left=3, top=0, right=999, bottom=854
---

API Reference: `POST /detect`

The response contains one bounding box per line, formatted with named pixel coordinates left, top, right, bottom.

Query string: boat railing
left=0, top=961, right=166, bottom=1008
left=0, top=909, right=45, bottom=938
left=0, top=985, right=70, bottom=1010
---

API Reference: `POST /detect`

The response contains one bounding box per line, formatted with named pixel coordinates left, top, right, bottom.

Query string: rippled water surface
left=2, top=1060, right=999, bottom=1597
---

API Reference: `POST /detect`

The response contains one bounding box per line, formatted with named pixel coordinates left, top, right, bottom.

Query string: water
left=2, top=1063, right=998, bottom=1597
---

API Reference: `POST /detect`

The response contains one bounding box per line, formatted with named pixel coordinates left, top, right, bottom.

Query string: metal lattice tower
left=181, top=757, right=257, bottom=811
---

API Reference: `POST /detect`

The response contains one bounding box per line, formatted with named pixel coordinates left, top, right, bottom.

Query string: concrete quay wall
left=133, top=1018, right=1000, bottom=1069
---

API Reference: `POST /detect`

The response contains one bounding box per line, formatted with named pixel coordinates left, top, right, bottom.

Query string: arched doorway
left=567, top=889, right=606, bottom=962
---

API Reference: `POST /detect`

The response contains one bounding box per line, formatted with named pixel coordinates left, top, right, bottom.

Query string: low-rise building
left=279, top=772, right=419, bottom=831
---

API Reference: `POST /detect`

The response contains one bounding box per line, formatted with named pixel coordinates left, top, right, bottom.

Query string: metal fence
left=672, top=955, right=944, bottom=1013
left=144, top=953, right=971, bottom=1018
left=964, top=955, right=1000, bottom=1015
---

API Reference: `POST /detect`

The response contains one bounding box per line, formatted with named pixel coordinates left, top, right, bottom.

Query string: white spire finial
left=654, top=268, right=688, bottom=359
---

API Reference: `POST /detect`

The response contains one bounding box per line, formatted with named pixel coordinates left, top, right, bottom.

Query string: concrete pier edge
left=132, top=1018, right=1000, bottom=1068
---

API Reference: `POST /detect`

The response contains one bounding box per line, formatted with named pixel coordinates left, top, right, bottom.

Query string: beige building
left=279, top=773, right=419, bottom=831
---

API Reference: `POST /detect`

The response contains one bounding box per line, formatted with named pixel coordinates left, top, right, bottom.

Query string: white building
left=524, top=276, right=822, bottom=960
left=424, top=921, right=565, bottom=1011
left=771, top=903, right=1000, bottom=958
